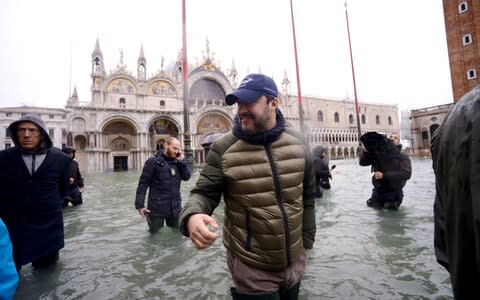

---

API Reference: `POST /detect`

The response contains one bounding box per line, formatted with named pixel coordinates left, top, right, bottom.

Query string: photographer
left=359, top=132, right=412, bottom=210
left=312, top=145, right=333, bottom=198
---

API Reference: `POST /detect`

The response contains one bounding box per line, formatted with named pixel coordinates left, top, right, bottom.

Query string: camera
left=360, top=132, right=388, bottom=153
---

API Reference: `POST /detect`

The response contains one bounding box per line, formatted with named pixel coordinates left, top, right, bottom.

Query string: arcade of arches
left=61, top=38, right=401, bottom=172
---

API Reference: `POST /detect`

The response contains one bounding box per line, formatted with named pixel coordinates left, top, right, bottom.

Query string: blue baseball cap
left=225, top=73, right=278, bottom=105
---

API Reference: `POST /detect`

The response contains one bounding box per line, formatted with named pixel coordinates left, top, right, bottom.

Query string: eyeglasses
left=17, top=127, right=40, bottom=135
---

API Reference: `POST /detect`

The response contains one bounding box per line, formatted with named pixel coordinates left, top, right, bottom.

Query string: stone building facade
left=409, top=103, right=454, bottom=156
left=0, top=38, right=400, bottom=172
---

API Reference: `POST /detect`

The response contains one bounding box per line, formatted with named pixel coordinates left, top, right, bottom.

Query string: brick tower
left=443, top=1, right=480, bottom=102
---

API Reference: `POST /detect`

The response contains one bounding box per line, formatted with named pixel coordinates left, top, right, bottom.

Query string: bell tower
left=91, top=37, right=105, bottom=105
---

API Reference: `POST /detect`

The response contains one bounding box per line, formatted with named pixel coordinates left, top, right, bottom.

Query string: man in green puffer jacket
left=179, top=74, right=316, bottom=299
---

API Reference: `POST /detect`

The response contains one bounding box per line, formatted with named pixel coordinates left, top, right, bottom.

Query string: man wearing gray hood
left=0, top=114, right=70, bottom=271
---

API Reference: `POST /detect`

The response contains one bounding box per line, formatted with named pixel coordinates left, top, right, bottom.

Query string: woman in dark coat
left=0, top=114, right=70, bottom=270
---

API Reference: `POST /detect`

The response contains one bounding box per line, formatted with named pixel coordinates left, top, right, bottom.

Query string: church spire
left=228, top=59, right=238, bottom=87
left=67, top=85, right=79, bottom=106
left=137, top=44, right=146, bottom=81
left=71, top=86, right=78, bottom=100
left=91, top=36, right=105, bottom=80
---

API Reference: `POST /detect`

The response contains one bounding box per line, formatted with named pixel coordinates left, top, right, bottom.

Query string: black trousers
left=369, top=188, right=404, bottom=209
left=146, top=215, right=178, bottom=233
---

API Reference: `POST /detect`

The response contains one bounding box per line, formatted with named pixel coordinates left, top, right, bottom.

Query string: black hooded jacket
left=0, top=114, right=70, bottom=266
left=312, top=146, right=330, bottom=180
left=431, top=85, right=480, bottom=299
left=359, top=135, right=412, bottom=191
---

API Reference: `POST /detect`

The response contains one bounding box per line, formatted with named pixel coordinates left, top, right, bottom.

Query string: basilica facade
left=0, top=38, right=401, bottom=172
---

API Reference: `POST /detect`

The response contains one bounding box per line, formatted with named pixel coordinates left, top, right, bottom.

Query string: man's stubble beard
left=240, top=106, right=271, bottom=136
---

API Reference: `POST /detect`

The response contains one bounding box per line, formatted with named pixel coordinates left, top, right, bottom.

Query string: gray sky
left=0, top=0, right=452, bottom=111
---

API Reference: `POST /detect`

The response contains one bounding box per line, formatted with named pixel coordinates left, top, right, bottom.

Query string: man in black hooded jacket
left=0, top=114, right=70, bottom=270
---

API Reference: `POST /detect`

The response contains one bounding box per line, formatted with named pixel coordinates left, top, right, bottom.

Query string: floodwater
left=14, top=158, right=453, bottom=299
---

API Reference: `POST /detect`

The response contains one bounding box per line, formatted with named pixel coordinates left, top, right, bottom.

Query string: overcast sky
left=0, top=0, right=452, bottom=111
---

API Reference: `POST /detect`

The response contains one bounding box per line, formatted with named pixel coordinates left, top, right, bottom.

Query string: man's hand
left=177, top=150, right=185, bottom=161
left=187, top=214, right=219, bottom=250
left=374, top=171, right=384, bottom=180
left=138, top=207, right=150, bottom=217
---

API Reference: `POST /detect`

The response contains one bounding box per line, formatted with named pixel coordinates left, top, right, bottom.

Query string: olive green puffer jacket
left=180, top=122, right=316, bottom=272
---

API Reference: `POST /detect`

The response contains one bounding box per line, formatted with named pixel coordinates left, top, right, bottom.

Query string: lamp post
left=181, top=0, right=194, bottom=170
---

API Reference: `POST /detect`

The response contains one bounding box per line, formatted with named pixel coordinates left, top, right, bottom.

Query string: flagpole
left=289, top=0, right=305, bottom=133
left=182, top=0, right=194, bottom=169
left=69, top=40, right=73, bottom=97
left=345, top=1, right=362, bottom=144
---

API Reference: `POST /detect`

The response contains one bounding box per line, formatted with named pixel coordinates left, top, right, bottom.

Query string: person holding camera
left=135, top=137, right=191, bottom=233
left=359, top=132, right=412, bottom=210
left=312, top=145, right=333, bottom=198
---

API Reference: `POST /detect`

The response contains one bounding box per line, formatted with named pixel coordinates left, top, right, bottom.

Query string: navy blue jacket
left=135, top=151, right=191, bottom=217
left=0, top=114, right=70, bottom=266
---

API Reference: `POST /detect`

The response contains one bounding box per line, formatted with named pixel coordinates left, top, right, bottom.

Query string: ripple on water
left=14, top=159, right=452, bottom=299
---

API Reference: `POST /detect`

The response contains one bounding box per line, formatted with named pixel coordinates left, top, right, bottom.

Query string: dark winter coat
left=135, top=151, right=191, bottom=217
left=359, top=141, right=412, bottom=191
left=0, top=114, right=70, bottom=266
left=66, top=158, right=84, bottom=204
left=179, top=111, right=316, bottom=272
left=67, top=159, right=84, bottom=189
left=431, top=85, right=480, bottom=299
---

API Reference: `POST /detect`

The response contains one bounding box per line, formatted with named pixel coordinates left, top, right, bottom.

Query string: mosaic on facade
left=0, top=38, right=407, bottom=172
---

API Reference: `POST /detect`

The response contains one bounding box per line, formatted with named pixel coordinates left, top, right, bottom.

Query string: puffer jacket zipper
left=264, top=144, right=292, bottom=267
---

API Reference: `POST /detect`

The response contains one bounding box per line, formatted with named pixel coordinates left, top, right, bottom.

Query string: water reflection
left=14, top=158, right=453, bottom=299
